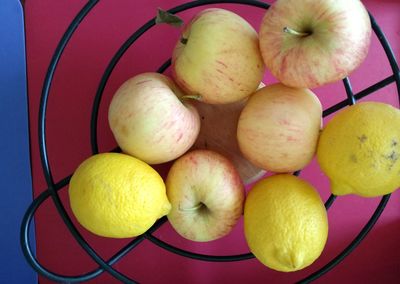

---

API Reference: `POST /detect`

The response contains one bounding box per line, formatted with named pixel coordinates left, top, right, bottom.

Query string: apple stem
left=180, top=203, right=204, bottom=212
left=180, top=94, right=202, bottom=101
left=283, top=27, right=310, bottom=37
left=180, top=37, right=188, bottom=45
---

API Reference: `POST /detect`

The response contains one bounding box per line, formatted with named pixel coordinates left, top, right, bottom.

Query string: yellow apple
left=237, top=83, right=322, bottom=173
left=172, top=8, right=265, bottom=104
left=166, top=149, right=245, bottom=242
left=259, top=0, right=371, bottom=88
left=108, top=73, right=200, bottom=164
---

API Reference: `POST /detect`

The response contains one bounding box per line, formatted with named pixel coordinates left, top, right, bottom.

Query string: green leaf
left=155, top=8, right=184, bottom=27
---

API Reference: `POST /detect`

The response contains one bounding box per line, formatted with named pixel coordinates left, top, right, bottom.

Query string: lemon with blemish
left=317, top=102, right=400, bottom=197
left=69, top=153, right=171, bottom=238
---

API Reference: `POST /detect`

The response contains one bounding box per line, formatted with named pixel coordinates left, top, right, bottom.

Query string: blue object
left=0, top=1, right=36, bottom=283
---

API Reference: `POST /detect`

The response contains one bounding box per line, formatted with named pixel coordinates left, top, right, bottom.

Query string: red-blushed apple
left=166, top=149, right=245, bottom=242
left=237, top=83, right=322, bottom=173
left=108, top=72, right=200, bottom=164
left=259, top=0, right=371, bottom=88
left=192, top=83, right=266, bottom=184
left=172, top=8, right=265, bottom=104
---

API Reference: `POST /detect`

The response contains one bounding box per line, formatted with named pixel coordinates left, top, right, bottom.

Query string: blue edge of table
left=0, top=0, right=37, bottom=283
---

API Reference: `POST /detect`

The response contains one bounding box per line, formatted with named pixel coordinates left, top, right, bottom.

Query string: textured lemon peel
left=244, top=175, right=328, bottom=272
left=69, top=153, right=171, bottom=238
left=318, top=102, right=400, bottom=197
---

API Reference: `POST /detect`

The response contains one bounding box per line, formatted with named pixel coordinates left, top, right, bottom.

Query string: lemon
left=317, top=102, right=400, bottom=197
left=244, top=174, right=328, bottom=272
left=69, top=153, right=171, bottom=238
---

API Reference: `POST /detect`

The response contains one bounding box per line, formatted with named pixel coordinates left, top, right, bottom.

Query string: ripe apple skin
left=108, top=72, right=200, bottom=164
left=166, top=149, right=245, bottom=242
left=237, top=83, right=322, bottom=173
left=259, top=0, right=371, bottom=88
left=172, top=8, right=265, bottom=104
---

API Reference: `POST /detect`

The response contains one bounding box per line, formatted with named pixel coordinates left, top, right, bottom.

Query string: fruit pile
left=68, top=0, right=400, bottom=273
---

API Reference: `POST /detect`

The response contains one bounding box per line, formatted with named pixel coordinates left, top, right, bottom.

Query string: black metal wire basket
left=20, top=0, right=400, bottom=283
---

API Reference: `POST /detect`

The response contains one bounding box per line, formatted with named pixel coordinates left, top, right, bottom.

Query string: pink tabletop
left=24, top=0, right=400, bottom=283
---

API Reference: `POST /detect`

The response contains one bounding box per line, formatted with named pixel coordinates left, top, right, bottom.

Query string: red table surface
left=25, top=0, right=400, bottom=283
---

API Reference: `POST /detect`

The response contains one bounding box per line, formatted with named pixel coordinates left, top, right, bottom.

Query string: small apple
left=192, top=83, right=266, bottom=184
left=172, top=8, right=265, bottom=104
left=237, top=83, right=322, bottom=173
left=108, top=72, right=200, bottom=164
left=166, top=149, right=245, bottom=242
left=259, top=0, right=371, bottom=88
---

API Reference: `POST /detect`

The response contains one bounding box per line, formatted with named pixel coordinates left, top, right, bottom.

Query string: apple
left=172, top=8, right=265, bottom=104
left=237, top=83, right=322, bottom=173
left=192, top=83, right=266, bottom=184
left=108, top=72, right=200, bottom=164
left=259, top=0, right=371, bottom=88
left=166, top=149, right=245, bottom=242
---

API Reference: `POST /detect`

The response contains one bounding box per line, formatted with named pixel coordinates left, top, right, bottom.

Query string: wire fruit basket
left=20, top=0, right=400, bottom=283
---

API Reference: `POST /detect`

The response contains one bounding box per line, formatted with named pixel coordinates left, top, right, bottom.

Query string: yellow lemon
left=317, top=102, right=400, bottom=197
left=69, top=153, right=171, bottom=238
left=244, top=174, right=328, bottom=272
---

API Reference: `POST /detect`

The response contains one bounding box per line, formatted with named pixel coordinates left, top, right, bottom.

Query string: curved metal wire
left=145, top=234, right=254, bottom=262
left=297, top=194, right=391, bottom=283
left=20, top=178, right=165, bottom=283
left=297, top=11, right=400, bottom=281
left=20, top=0, right=400, bottom=283
left=368, top=12, right=400, bottom=98
left=35, top=0, right=136, bottom=282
